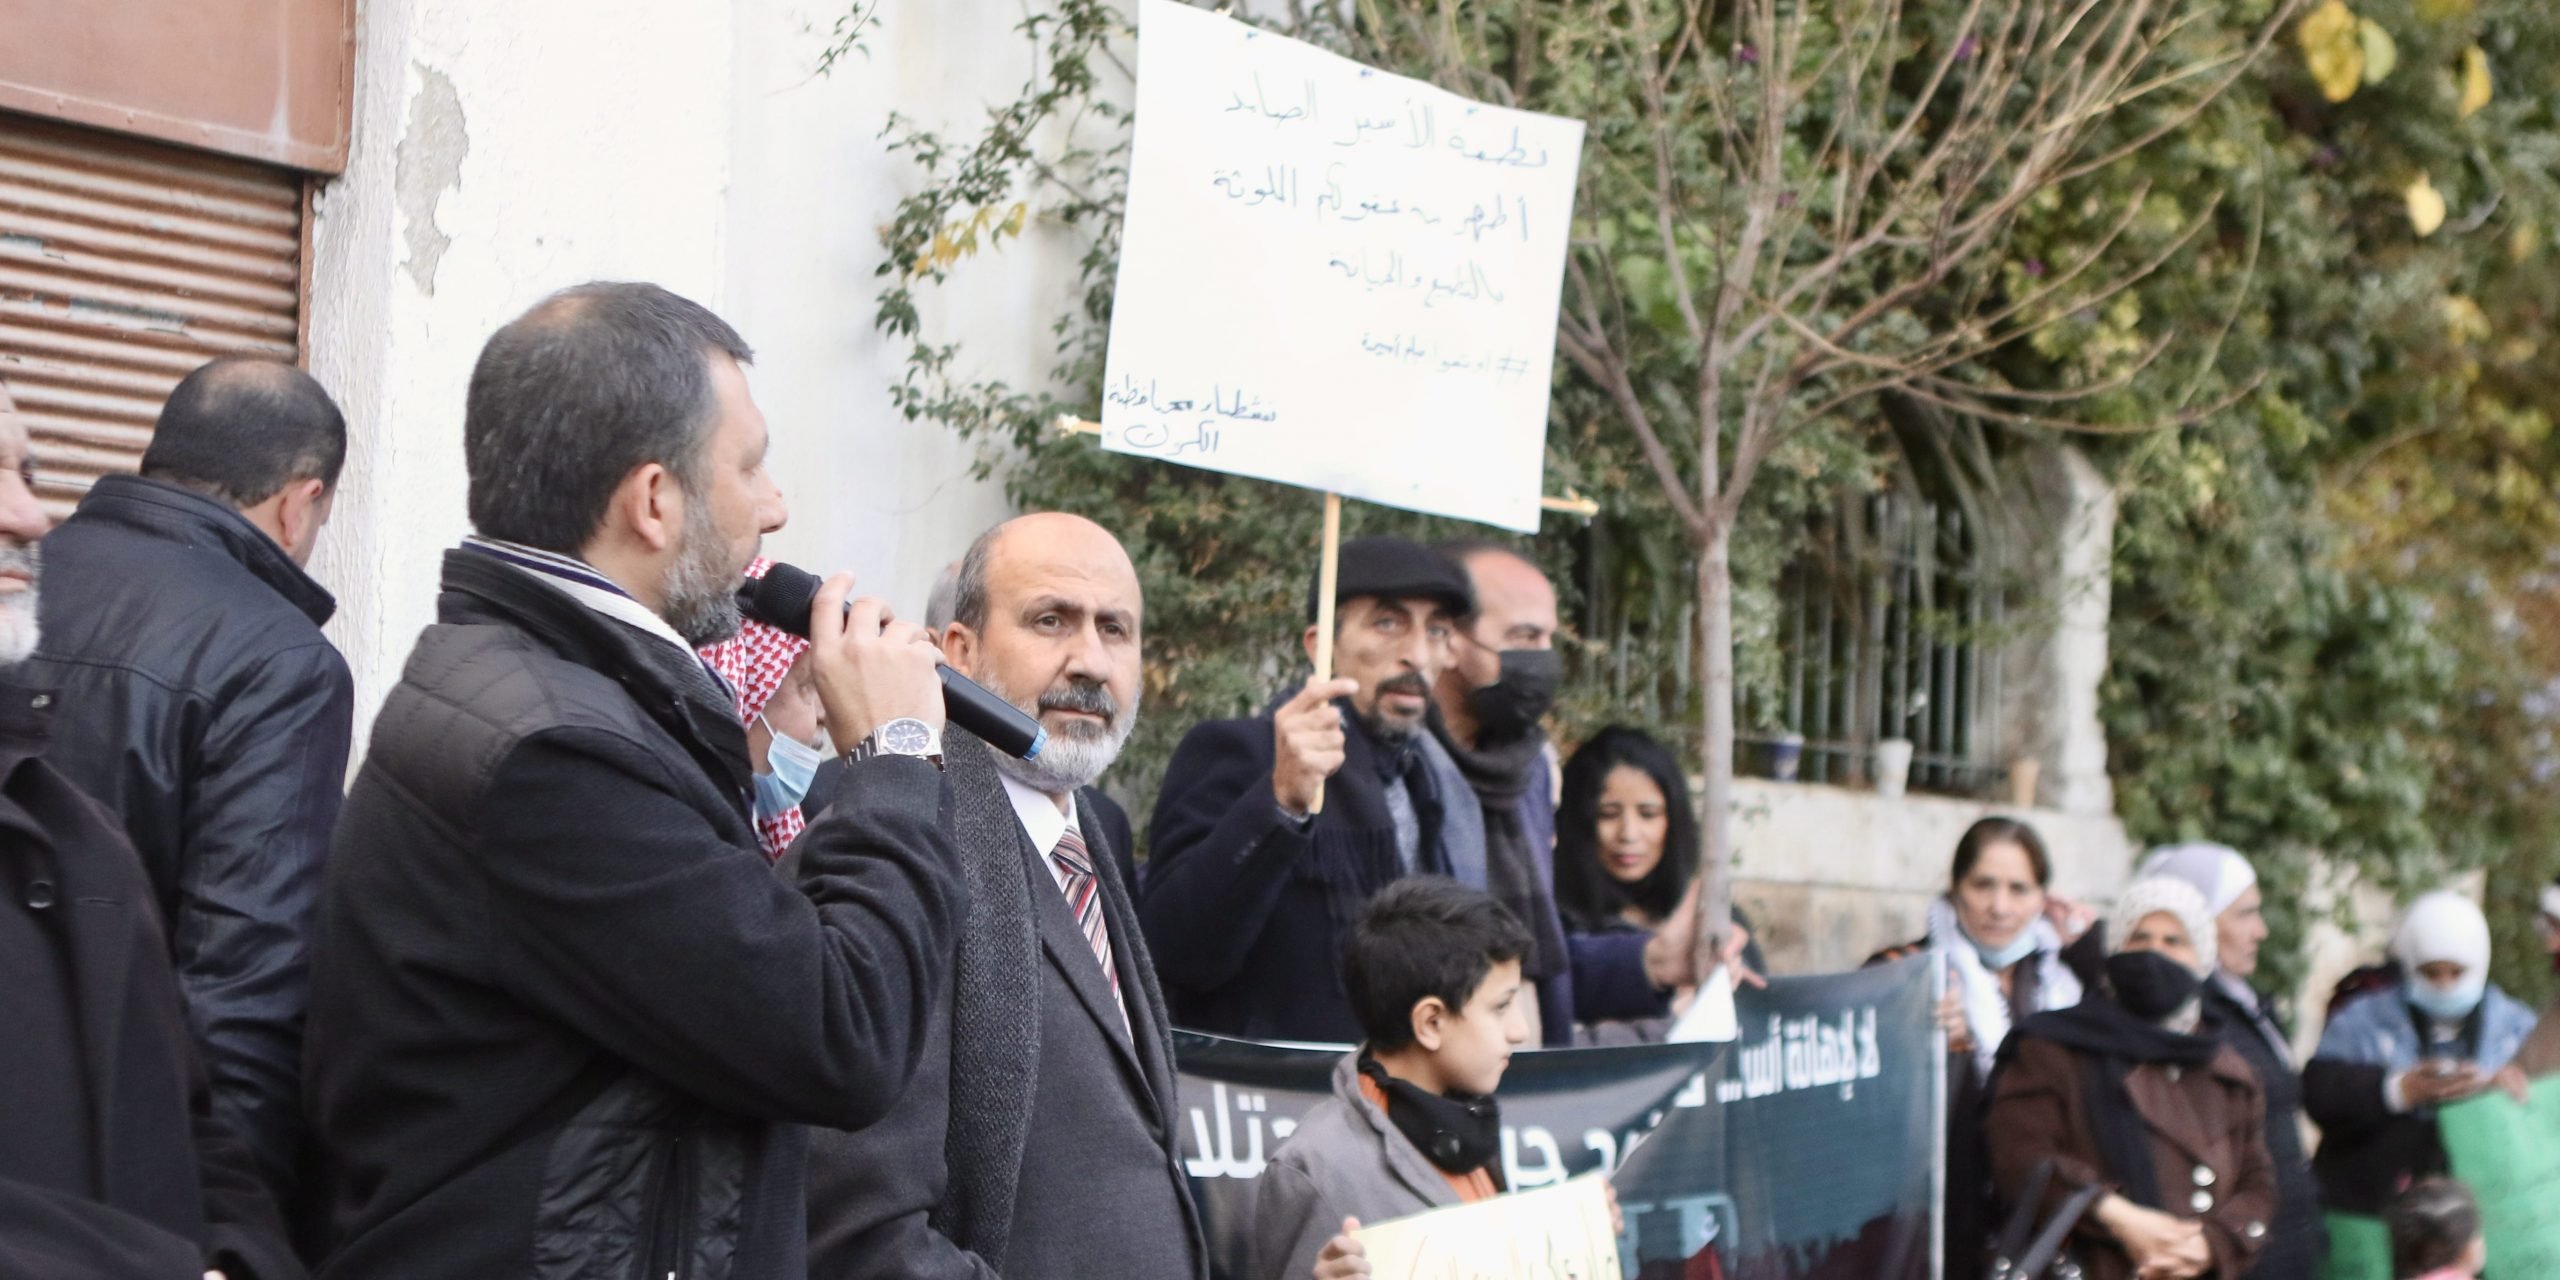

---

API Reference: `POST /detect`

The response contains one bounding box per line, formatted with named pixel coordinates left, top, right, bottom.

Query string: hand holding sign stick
left=1073, top=1, right=1589, bottom=817
left=1054, top=416, right=1595, bottom=819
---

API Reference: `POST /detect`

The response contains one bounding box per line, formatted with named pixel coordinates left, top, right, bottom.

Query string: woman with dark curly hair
left=1552, top=726, right=1762, bottom=1042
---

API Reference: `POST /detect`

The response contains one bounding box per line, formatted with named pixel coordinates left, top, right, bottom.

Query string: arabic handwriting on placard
left=1360, top=332, right=1429, bottom=364
left=1105, top=375, right=1196, bottom=415
left=1405, top=101, right=1438, bottom=150
left=1315, top=165, right=1408, bottom=225
left=1324, top=250, right=1508, bottom=308
left=1225, top=71, right=1318, bottom=126
left=1425, top=258, right=1506, bottom=309
left=1210, top=165, right=1301, bottom=209
left=1122, top=421, right=1223, bottom=458
left=1209, top=382, right=1276, bottom=422
left=1105, top=374, right=1278, bottom=423
left=1447, top=124, right=1550, bottom=169
left=1462, top=193, right=1531, bottom=244
left=1331, top=112, right=1401, bottom=149
left=1358, top=333, right=1533, bottom=379
left=1111, top=373, right=1280, bottom=424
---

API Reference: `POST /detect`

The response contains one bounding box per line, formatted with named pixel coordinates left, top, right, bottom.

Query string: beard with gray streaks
left=976, top=667, right=1139, bottom=795
left=661, top=486, right=746, bottom=648
left=1356, top=670, right=1431, bottom=745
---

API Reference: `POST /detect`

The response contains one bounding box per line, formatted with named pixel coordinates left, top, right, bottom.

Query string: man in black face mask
left=1425, top=541, right=1575, bottom=1044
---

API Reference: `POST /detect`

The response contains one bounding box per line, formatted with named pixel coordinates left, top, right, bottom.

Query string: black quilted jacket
left=302, top=548, right=960, bottom=1279
left=28, top=474, right=354, bottom=1199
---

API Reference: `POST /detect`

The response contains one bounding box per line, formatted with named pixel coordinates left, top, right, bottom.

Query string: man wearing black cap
left=1140, top=535, right=1481, bottom=1043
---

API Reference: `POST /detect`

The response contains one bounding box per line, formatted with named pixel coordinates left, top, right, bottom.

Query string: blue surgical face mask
left=2407, top=969, right=2487, bottom=1024
left=753, top=714, right=824, bottom=820
left=1970, top=928, right=2039, bottom=971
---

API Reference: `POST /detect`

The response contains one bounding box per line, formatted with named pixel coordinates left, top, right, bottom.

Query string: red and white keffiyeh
left=699, top=558, right=813, bottom=862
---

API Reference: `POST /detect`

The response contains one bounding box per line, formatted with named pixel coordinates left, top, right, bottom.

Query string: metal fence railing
left=1741, top=492, right=2009, bottom=797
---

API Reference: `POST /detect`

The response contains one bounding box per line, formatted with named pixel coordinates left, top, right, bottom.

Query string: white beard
left=977, top=668, right=1139, bottom=795
left=992, top=730, right=1130, bottom=795
left=0, top=550, right=40, bottom=666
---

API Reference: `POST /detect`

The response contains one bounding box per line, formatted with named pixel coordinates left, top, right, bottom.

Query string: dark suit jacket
left=1140, top=703, right=1448, bottom=1043
left=805, top=730, right=1204, bottom=1280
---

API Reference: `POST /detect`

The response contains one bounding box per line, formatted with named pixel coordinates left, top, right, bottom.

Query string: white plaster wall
left=308, top=0, right=1065, bottom=752
left=722, top=0, right=1076, bottom=608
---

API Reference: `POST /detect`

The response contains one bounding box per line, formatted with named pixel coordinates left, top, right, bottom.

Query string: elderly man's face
left=1330, top=595, right=1454, bottom=744
left=945, top=515, right=1144, bottom=796
left=0, top=394, right=45, bottom=664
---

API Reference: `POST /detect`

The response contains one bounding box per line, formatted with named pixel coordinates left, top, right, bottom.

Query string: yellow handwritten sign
left=1353, top=1173, right=1623, bottom=1280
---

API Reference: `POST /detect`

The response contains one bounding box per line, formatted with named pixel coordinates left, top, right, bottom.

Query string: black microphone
left=736, top=562, right=1049, bottom=760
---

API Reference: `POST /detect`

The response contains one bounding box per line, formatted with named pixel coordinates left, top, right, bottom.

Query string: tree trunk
left=1694, top=517, right=1739, bottom=976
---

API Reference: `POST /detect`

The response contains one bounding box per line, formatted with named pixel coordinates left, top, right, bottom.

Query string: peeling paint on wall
left=394, top=63, right=467, bottom=295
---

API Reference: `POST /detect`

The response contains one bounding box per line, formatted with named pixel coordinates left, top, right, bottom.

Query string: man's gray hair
left=923, top=560, right=963, bottom=632
left=948, top=525, right=1002, bottom=633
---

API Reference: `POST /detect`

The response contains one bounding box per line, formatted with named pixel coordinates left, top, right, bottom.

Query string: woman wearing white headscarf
left=1988, top=877, right=2278, bottom=1280
left=2301, top=891, right=2539, bottom=1218
left=2138, top=844, right=2322, bottom=1279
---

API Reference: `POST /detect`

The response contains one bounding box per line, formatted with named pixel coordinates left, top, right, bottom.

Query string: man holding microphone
left=302, top=282, right=961, bottom=1279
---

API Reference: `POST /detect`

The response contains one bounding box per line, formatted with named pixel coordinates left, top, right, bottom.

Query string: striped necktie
left=1049, top=823, right=1130, bottom=1035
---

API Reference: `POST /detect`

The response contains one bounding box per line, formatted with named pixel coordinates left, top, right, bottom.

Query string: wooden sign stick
left=1049, top=412, right=1590, bottom=816
left=1307, top=490, right=1343, bottom=816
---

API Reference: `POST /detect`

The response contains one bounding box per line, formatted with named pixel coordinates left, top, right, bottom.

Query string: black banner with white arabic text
left=1173, top=952, right=1942, bottom=1280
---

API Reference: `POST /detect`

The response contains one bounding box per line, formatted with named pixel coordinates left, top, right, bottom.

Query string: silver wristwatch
left=850, top=717, right=943, bottom=770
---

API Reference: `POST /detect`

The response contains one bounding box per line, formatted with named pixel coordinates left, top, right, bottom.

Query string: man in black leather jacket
left=27, top=358, right=354, bottom=1201
left=303, top=283, right=961, bottom=1279
left=0, top=381, right=301, bottom=1280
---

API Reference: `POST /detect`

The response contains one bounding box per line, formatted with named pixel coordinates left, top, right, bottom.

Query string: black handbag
left=1983, top=1160, right=2105, bottom=1280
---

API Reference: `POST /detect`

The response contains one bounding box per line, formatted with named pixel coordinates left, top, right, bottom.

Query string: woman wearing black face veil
left=1986, top=877, right=2279, bottom=1280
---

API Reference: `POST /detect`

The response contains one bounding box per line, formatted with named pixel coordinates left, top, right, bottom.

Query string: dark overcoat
left=0, top=676, right=300, bottom=1279
left=1140, top=700, right=1450, bottom=1044
left=1989, top=1034, right=2278, bottom=1280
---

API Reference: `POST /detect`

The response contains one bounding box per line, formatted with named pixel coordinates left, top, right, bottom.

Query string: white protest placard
left=1102, top=0, right=1586, bottom=533
left=1353, top=1172, right=1624, bottom=1280
left=1666, top=964, right=1742, bottom=1043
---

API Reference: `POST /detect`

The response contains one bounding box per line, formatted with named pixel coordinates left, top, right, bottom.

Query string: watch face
left=880, top=718, right=936, bottom=755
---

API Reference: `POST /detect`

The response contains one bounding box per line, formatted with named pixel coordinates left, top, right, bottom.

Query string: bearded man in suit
left=805, top=512, right=1203, bottom=1280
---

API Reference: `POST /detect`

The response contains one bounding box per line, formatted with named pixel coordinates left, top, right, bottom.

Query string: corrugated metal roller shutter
left=0, top=113, right=305, bottom=518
